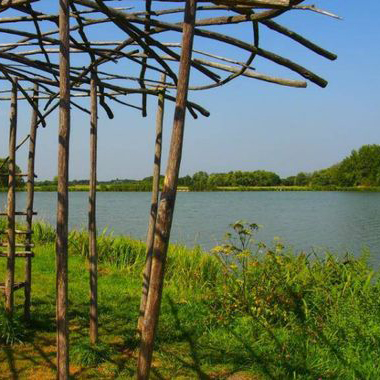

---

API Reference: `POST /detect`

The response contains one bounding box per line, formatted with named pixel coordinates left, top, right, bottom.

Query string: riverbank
left=0, top=222, right=379, bottom=378
left=1, top=185, right=380, bottom=192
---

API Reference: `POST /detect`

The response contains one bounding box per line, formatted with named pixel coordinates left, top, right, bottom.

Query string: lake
left=1, top=191, right=380, bottom=265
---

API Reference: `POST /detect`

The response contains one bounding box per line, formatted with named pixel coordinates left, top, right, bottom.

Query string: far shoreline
left=2, top=186, right=380, bottom=193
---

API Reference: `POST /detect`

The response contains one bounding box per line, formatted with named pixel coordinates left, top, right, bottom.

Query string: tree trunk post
left=137, top=1, right=197, bottom=378
left=56, top=0, right=70, bottom=378
left=5, top=78, right=17, bottom=318
left=137, top=73, right=166, bottom=334
left=24, top=83, right=38, bottom=321
left=89, top=71, right=98, bottom=345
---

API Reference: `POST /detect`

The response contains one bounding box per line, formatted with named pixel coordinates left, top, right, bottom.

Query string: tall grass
left=12, top=221, right=221, bottom=288
left=67, top=226, right=221, bottom=287
left=69, top=228, right=146, bottom=269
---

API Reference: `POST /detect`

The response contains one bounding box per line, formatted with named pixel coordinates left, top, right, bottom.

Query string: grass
left=0, top=221, right=379, bottom=379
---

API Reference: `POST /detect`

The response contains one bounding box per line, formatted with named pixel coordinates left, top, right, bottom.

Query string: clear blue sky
left=0, top=0, right=379, bottom=181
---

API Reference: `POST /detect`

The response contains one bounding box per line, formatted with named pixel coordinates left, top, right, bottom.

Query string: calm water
left=1, top=191, right=380, bottom=264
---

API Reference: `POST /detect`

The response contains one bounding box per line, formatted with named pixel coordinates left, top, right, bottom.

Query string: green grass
left=0, top=221, right=379, bottom=379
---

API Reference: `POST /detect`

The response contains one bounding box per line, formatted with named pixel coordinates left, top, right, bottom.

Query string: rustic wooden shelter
left=0, top=0, right=339, bottom=378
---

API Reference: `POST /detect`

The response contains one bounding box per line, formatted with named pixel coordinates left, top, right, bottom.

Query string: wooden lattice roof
left=0, top=0, right=338, bottom=123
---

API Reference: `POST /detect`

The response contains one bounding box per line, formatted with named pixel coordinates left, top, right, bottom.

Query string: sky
left=0, top=0, right=379, bottom=181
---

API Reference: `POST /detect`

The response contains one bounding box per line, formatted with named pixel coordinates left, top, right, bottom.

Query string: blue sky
left=0, top=0, right=379, bottom=180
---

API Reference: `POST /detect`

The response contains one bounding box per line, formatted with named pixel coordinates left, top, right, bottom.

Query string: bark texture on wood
left=5, top=78, right=17, bottom=317
left=137, top=1, right=197, bottom=378
left=89, top=72, right=98, bottom=345
left=138, top=73, right=166, bottom=334
left=56, top=0, right=70, bottom=378
left=24, top=83, right=38, bottom=321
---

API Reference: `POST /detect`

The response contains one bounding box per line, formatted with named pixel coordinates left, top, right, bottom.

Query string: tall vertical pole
left=89, top=71, right=98, bottom=345
left=137, top=1, right=197, bottom=378
left=25, top=84, right=38, bottom=321
left=57, top=0, right=70, bottom=378
left=5, top=78, right=17, bottom=317
left=138, top=73, right=166, bottom=334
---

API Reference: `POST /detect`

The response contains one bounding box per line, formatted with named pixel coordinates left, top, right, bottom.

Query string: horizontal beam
left=0, top=252, right=34, bottom=257
left=0, top=282, right=26, bottom=291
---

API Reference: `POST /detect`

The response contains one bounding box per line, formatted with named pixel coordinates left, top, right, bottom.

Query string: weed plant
left=0, top=307, right=25, bottom=345
left=71, top=341, right=112, bottom=367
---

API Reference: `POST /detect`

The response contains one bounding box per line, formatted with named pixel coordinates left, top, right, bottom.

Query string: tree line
left=178, top=144, right=380, bottom=190
left=283, top=144, right=380, bottom=188
left=178, top=170, right=282, bottom=190
left=2, top=144, right=379, bottom=191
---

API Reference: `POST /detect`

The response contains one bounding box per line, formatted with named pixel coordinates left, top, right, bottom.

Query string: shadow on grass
left=282, top=286, right=367, bottom=380
left=3, top=346, right=19, bottom=380
left=155, top=290, right=369, bottom=380
left=164, top=296, right=210, bottom=379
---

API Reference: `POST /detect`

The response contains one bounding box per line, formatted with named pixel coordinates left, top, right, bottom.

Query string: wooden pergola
left=0, top=0, right=338, bottom=378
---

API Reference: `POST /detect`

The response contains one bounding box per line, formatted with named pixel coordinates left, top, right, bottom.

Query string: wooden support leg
left=5, top=78, right=17, bottom=318
left=138, top=73, right=166, bottom=334
left=56, top=0, right=70, bottom=378
left=89, top=72, right=98, bottom=345
left=24, top=84, right=38, bottom=321
left=137, top=1, right=197, bottom=378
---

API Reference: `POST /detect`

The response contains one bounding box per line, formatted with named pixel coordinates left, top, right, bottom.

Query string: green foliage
left=187, top=170, right=282, bottom=190
left=177, top=174, right=192, bottom=187
left=189, top=171, right=210, bottom=191
left=211, top=221, right=259, bottom=305
left=0, top=308, right=25, bottom=345
left=208, top=170, right=281, bottom=187
left=141, top=175, right=165, bottom=185
left=71, top=341, right=112, bottom=366
left=205, top=222, right=380, bottom=378
left=294, top=172, right=310, bottom=186
left=304, top=144, right=380, bottom=188
left=282, top=175, right=296, bottom=186
left=32, top=221, right=56, bottom=243
left=97, top=182, right=152, bottom=192
left=0, top=158, right=24, bottom=189
left=338, top=144, right=380, bottom=186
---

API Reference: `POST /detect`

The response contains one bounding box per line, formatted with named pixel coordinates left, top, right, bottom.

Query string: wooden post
left=24, top=84, right=38, bottom=321
left=5, top=78, right=17, bottom=317
left=56, top=0, right=70, bottom=378
left=137, top=73, right=166, bottom=334
left=89, top=71, right=98, bottom=345
left=137, top=1, right=197, bottom=378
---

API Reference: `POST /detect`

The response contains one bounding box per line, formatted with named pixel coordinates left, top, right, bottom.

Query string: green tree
left=0, top=158, right=24, bottom=188
left=178, top=175, right=192, bottom=187
left=294, top=172, right=310, bottom=186
left=190, top=171, right=209, bottom=191
left=312, top=145, right=380, bottom=187
left=282, top=176, right=295, bottom=186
